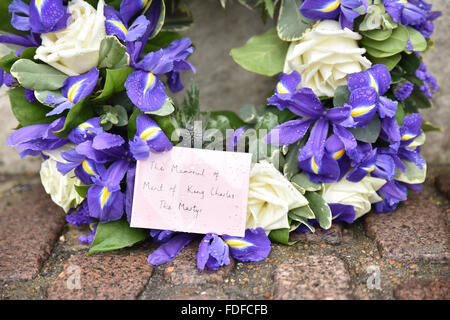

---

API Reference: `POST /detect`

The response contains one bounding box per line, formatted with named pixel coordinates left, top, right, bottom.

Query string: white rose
left=246, top=161, right=309, bottom=233
left=40, top=144, right=84, bottom=213
left=34, top=0, right=106, bottom=76
left=284, top=20, right=372, bottom=97
left=322, top=175, right=386, bottom=220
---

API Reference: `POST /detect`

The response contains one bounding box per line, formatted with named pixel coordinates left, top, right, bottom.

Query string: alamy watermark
left=66, top=264, right=81, bottom=290
left=366, top=265, right=381, bottom=290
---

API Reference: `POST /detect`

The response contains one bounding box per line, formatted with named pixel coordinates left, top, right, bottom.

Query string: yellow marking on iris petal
left=108, top=20, right=128, bottom=35
left=225, top=239, right=252, bottom=248
left=351, top=105, right=376, bottom=117
left=364, top=166, right=375, bottom=172
left=36, top=0, right=44, bottom=13
left=82, top=160, right=95, bottom=176
left=401, top=134, right=415, bottom=141
left=311, top=156, right=319, bottom=174
left=100, top=187, right=110, bottom=209
left=277, top=82, right=289, bottom=94
left=319, top=0, right=340, bottom=12
left=67, top=81, right=83, bottom=103
left=333, top=148, right=345, bottom=160
left=144, top=72, right=156, bottom=93
left=140, top=127, right=160, bottom=141
left=369, top=74, right=379, bottom=93
left=398, top=0, right=408, bottom=5
left=142, top=0, right=149, bottom=7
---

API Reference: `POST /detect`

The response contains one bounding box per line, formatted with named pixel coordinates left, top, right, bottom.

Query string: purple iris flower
left=297, top=203, right=356, bottom=233
left=394, top=82, right=414, bottom=101
left=9, top=0, right=70, bottom=34
left=150, top=229, right=178, bottom=244
left=125, top=163, right=136, bottom=223
left=125, top=38, right=196, bottom=112
left=300, top=0, right=368, bottom=30
left=78, top=225, right=98, bottom=245
left=347, top=64, right=398, bottom=128
left=266, top=71, right=357, bottom=183
left=6, top=117, right=68, bottom=158
left=147, top=232, right=198, bottom=266
left=406, top=1, right=441, bottom=39
left=129, top=114, right=173, bottom=160
left=374, top=180, right=422, bottom=212
left=45, top=68, right=99, bottom=116
left=221, top=228, right=271, bottom=263
left=87, top=159, right=129, bottom=222
left=57, top=149, right=107, bottom=185
left=415, top=59, right=439, bottom=100
left=66, top=201, right=94, bottom=227
left=104, top=4, right=150, bottom=43
left=197, top=234, right=231, bottom=271
left=396, top=113, right=425, bottom=168
left=383, top=0, right=428, bottom=26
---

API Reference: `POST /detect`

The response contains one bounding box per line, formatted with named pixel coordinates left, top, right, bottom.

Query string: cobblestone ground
left=0, top=166, right=449, bottom=300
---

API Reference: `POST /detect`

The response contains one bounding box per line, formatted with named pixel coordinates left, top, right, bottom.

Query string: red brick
left=47, top=254, right=152, bottom=300
left=435, top=172, right=450, bottom=199
left=364, top=194, right=449, bottom=262
left=394, top=280, right=450, bottom=300
left=273, top=255, right=352, bottom=300
left=291, top=224, right=343, bottom=245
left=0, top=185, right=66, bottom=282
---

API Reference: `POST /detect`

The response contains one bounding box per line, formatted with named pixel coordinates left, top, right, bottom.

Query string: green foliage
left=8, top=87, right=58, bottom=126
left=361, top=25, right=409, bottom=59
left=89, top=219, right=148, bottom=254
left=349, top=116, right=381, bottom=143
left=333, top=86, right=351, bottom=107
left=162, top=0, right=193, bottom=32
left=277, top=0, right=310, bottom=42
left=92, top=67, right=134, bottom=103
left=145, top=98, right=175, bottom=117
left=406, top=27, right=427, bottom=52
left=269, top=228, right=297, bottom=245
left=99, top=105, right=129, bottom=130
left=403, top=87, right=432, bottom=113
left=0, top=52, right=19, bottom=74
left=10, top=59, right=68, bottom=91
left=98, top=36, right=129, bottom=69
left=230, top=28, right=289, bottom=76
left=74, top=185, right=91, bottom=198
left=54, top=98, right=95, bottom=139
left=290, top=173, right=321, bottom=194
left=128, top=108, right=143, bottom=140
left=304, top=191, right=332, bottom=230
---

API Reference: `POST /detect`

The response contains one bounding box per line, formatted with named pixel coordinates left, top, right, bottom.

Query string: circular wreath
left=2, top=0, right=441, bottom=271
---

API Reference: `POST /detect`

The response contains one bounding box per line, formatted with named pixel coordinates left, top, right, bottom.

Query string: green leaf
left=34, top=90, right=63, bottom=106
left=304, top=191, right=332, bottom=230
left=209, top=111, right=246, bottom=130
left=89, top=219, right=148, bottom=254
left=98, top=36, right=129, bottom=69
left=91, top=67, right=134, bottom=103
left=268, top=228, right=297, bottom=245
left=361, top=25, right=409, bottom=56
left=399, top=52, right=421, bottom=74
left=403, top=87, right=432, bottom=113
left=230, top=28, right=290, bottom=76
left=128, top=108, right=143, bottom=140
left=145, top=98, right=175, bottom=117
left=74, top=185, right=90, bottom=198
left=283, top=140, right=304, bottom=180
left=20, top=47, right=37, bottom=60
left=367, top=53, right=402, bottom=71
left=0, top=52, right=19, bottom=74
left=240, top=105, right=259, bottom=124
left=394, top=160, right=427, bottom=184
left=153, top=115, right=178, bottom=142
left=289, top=205, right=315, bottom=220
left=264, top=0, right=276, bottom=19
left=422, top=121, right=442, bottom=132
left=395, top=102, right=405, bottom=127
left=362, top=28, right=392, bottom=41
left=162, top=0, right=193, bottom=32
left=277, top=0, right=310, bottom=42
left=349, top=116, right=381, bottom=143
left=8, top=87, right=58, bottom=126
left=54, top=98, right=95, bottom=138
left=407, top=27, right=427, bottom=52
left=255, top=112, right=279, bottom=131
left=290, top=173, right=322, bottom=193
left=333, top=86, right=351, bottom=107
left=10, top=59, right=68, bottom=91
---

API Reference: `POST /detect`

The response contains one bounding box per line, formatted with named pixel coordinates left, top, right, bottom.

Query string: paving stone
left=47, top=254, right=152, bottom=300
left=291, top=224, right=343, bottom=245
left=435, top=172, right=450, bottom=199
left=364, top=194, right=449, bottom=263
left=163, top=241, right=235, bottom=285
left=394, top=280, right=450, bottom=300
left=0, top=185, right=66, bottom=282
left=273, top=255, right=352, bottom=300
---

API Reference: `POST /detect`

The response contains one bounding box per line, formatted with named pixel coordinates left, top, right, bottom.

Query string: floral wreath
left=2, top=0, right=441, bottom=271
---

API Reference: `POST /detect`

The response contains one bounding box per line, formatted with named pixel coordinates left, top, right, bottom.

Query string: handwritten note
left=130, top=147, right=253, bottom=237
